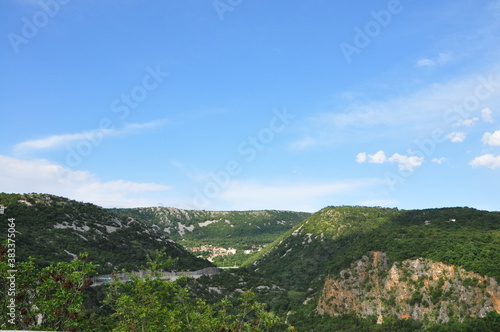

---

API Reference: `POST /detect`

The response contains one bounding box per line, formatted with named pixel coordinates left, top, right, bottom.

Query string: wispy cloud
left=454, top=118, right=478, bottom=127
left=415, top=53, right=452, bottom=67
left=453, top=107, right=493, bottom=127
left=214, top=178, right=385, bottom=212
left=431, top=157, right=447, bottom=164
left=13, top=119, right=167, bottom=155
left=416, top=58, right=437, bottom=67
left=289, top=68, right=500, bottom=149
left=0, top=155, right=171, bottom=207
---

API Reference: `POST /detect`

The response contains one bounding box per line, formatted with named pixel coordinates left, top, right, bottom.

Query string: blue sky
left=1, top=0, right=500, bottom=212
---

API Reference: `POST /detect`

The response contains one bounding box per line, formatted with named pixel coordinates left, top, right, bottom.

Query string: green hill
left=238, top=206, right=500, bottom=330
left=0, top=193, right=211, bottom=274
left=248, top=206, right=500, bottom=288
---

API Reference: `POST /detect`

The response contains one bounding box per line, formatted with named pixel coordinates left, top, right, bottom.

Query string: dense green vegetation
left=1, top=193, right=499, bottom=331
left=241, top=206, right=500, bottom=330
left=249, top=206, right=500, bottom=292
left=0, top=193, right=210, bottom=273
left=90, top=252, right=291, bottom=331
left=1, top=249, right=290, bottom=331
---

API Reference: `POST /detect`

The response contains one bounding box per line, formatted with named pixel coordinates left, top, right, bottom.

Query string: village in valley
left=186, top=244, right=264, bottom=263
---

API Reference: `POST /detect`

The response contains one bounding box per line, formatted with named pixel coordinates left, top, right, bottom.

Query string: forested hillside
left=0, top=193, right=210, bottom=274
left=240, top=206, right=500, bottom=330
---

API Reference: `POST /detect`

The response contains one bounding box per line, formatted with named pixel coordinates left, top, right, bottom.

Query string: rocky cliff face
left=317, top=251, right=500, bottom=324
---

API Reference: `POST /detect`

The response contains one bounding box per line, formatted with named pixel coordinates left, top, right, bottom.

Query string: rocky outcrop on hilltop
left=317, top=251, right=500, bottom=324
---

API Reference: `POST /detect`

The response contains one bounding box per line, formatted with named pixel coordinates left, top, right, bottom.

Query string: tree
left=103, top=250, right=292, bottom=331
left=0, top=246, right=97, bottom=331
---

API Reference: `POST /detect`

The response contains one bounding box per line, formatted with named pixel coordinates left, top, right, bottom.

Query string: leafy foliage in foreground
left=0, top=250, right=97, bottom=331
left=84, top=251, right=293, bottom=331
left=1, top=249, right=291, bottom=331
left=103, top=280, right=290, bottom=331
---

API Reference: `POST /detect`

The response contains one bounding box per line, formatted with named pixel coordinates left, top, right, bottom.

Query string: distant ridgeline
left=0, top=193, right=211, bottom=274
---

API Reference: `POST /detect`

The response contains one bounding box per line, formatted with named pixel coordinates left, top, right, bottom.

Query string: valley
left=110, top=206, right=310, bottom=267
left=1, top=194, right=499, bottom=331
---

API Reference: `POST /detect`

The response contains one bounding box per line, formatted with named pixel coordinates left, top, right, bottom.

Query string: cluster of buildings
left=188, top=245, right=237, bottom=260
left=187, top=244, right=265, bottom=261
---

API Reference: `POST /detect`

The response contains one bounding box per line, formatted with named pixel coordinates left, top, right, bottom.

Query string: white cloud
left=481, top=108, right=494, bottom=123
left=387, top=153, right=424, bottom=171
left=369, top=150, right=387, bottom=163
left=0, top=155, right=171, bottom=207
left=356, top=151, right=386, bottom=164
left=482, top=130, right=500, bottom=146
left=356, top=152, right=367, bottom=163
left=214, top=179, right=384, bottom=212
left=431, top=157, right=447, bottom=164
left=357, top=150, right=423, bottom=171
left=13, top=119, right=167, bottom=155
left=470, top=154, right=500, bottom=169
left=446, top=131, right=466, bottom=143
